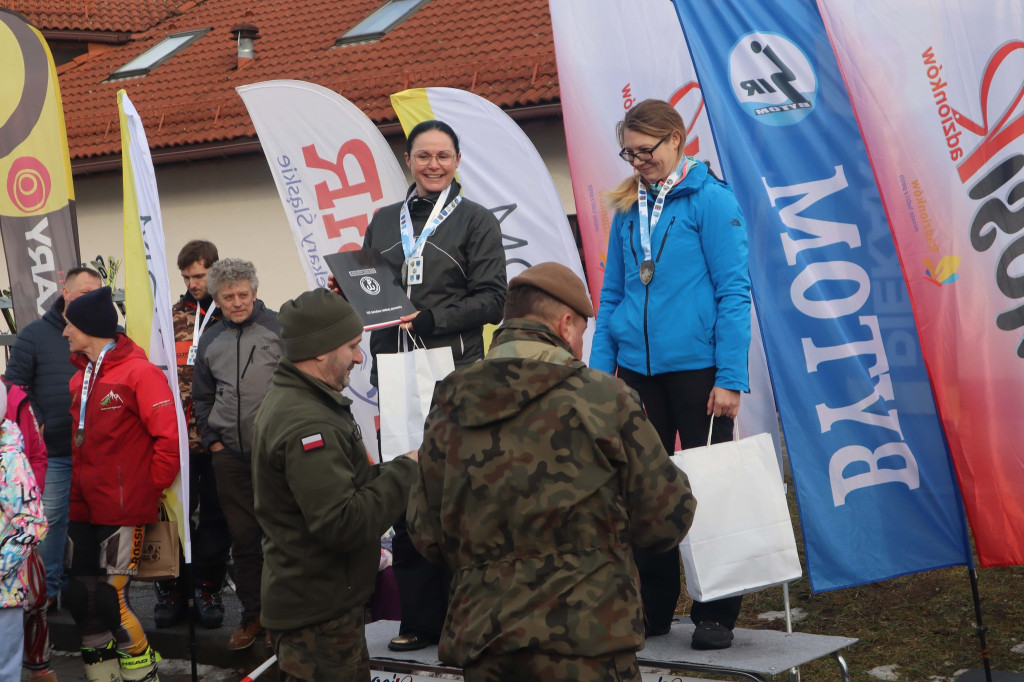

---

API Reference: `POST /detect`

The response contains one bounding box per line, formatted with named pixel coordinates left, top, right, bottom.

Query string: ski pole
left=241, top=655, right=277, bottom=681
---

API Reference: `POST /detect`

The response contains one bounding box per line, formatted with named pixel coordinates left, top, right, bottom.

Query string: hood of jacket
left=435, top=319, right=584, bottom=428
left=71, top=332, right=147, bottom=371
left=43, top=296, right=67, bottom=331
left=659, top=157, right=716, bottom=203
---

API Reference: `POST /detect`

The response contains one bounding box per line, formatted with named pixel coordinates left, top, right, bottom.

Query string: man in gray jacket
left=193, top=258, right=283, bottom=650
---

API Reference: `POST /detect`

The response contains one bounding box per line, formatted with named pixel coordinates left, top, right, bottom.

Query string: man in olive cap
left=251, top=288, right=418, bottom=681
left=407, top=262, right=697, bottom=681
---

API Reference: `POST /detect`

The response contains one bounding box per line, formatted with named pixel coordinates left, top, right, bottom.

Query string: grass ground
left=674, top=482, right=1024, bottom=681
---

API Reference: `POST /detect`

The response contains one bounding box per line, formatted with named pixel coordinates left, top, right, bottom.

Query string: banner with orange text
left=820, top=0, right=1024, bottom=566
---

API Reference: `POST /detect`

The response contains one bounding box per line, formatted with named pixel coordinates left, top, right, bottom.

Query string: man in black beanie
left=62, top=286, right=179, bottom=681
left=252, top=288, right=418, bottom=681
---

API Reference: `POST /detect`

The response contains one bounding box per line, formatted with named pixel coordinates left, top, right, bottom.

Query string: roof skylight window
left=336, top=0, right=429, bottom=46
left=109, top=29, right=210, bottom=79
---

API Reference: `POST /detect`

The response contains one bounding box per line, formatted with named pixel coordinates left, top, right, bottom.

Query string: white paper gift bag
left=670, top=418, right=802, bottom=602
left=377, top=331, right=454, bottom=461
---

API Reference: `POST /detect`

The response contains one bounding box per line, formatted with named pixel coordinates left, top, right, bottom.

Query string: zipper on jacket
left=626, top=221, right=639, bottom=265
left=236, top=328, right=244, bottom=453
left=642, top=216, right=675, bottom=376
left=240, top=344, right=256, bottom=380
left=655, top=217, right=676, bottom=262
left=644, top=285, right=651, bottom=375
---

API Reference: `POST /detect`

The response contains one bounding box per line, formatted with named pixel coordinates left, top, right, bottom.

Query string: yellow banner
left=0, top=11, right=74, bottom=217
left=117, top=90, right=154, bottom=351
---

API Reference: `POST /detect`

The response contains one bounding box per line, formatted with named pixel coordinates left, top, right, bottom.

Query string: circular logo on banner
left=729, top=32, right=817, bottom=126
left=359, top=276, right=381, bottom=295
left=6, top=156, right=51, bottom=212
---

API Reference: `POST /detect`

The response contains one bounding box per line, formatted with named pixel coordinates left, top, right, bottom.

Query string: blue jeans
left=38, top=456, right=72, bottom=600
left=0, top=607, right=23, bottom=680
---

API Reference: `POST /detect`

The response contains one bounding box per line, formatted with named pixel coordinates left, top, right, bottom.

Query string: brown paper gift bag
left=135, top=519, right=180, bottom=581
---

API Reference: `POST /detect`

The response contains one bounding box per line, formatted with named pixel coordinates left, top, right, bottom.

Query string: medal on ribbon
left=75, top=340, right=116, bottom=449
left=399, top=185, right=462, bottom=287
left=640, top=260, right=655, bottom=285
left=636, top=157, right=689, bottom=286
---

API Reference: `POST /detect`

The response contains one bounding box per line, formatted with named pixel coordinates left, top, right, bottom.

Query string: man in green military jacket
left=407, top=262, right=698, bottom=682
left=252, top=289, right=417, bottom=681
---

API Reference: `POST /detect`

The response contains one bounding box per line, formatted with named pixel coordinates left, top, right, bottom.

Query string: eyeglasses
left=411, top=151, right=457, bottom=167
left=618, top=134, right=671, bottom=164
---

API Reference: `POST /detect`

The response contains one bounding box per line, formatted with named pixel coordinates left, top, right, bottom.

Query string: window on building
left=109, top=29, right=209, bottom=79
left=336, top=0, right=429, bottom=46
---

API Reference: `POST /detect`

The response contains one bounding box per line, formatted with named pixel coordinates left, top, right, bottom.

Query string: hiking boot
left=153, top=580, right=186, bottom=628
left=227, top=616, right=264, bottom=651
left=193, top=581, right=224, bottom=629
left=691, top=620, right=734, bottom=650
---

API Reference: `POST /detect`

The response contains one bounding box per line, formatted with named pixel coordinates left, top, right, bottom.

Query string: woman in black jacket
left=334, top=120, right=507, bottom=652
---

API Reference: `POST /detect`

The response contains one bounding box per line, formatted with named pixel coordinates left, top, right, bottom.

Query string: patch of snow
left=756, top=607, right=808, bottom=622
left=868, top=664, right=900, bottom=680
left=1012, top=641, right=1024, bottom=655
left=158, top=659, right=237, bottom=681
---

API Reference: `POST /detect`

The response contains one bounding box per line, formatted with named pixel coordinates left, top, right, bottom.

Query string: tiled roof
left=53, top=0, right=560, bottom=161
left=9, top=0, right=185, bottom=33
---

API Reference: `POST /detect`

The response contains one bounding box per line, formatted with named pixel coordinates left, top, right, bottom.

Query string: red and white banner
left=549, top=0, right=780, bottom=456
left=238, top=80, right=408, bottom=459
left=820, top=0, right=1024, bottom=565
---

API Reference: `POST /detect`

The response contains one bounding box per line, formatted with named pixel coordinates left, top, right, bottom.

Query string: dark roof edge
left=43, top=29, right=133, bottom=44
left=69, top=101, right=562, bottom=175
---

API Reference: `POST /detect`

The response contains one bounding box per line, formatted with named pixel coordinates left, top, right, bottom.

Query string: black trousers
left=618, top=366, right=743, bottom=631
left=212, top=453, right=263, bottom=620
left=392, top=512, right=451, bottom=640
left=158, top=451, right=231, bottom=590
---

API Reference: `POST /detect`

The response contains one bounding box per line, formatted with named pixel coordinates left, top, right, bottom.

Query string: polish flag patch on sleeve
left=301, top=433, right=325, bottom=451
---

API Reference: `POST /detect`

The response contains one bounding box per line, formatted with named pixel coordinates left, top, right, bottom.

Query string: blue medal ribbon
left=398, top=185, right=463, bottom=263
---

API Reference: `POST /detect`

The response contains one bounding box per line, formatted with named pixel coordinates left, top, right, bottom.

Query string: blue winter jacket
left=591, top=161, right=751, bottom=391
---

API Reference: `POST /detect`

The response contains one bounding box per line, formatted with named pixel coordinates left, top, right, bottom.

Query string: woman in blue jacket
left=592, top=99, right=751, bottom=651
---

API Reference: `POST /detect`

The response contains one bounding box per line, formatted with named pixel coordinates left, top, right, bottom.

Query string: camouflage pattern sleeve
left=617, top=386, right=697, bottom=553
left=406, top=401, right=448, bottom=568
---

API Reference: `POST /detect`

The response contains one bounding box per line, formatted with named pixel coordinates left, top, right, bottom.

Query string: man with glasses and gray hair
left=193, top=257, right=283, bottom=650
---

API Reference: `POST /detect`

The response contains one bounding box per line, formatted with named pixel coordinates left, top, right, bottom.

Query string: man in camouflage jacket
left=407, top=263, right=697, bottom=682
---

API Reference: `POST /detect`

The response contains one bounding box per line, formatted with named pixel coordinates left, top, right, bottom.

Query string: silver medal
left=640, top=259, right=655, bottom=285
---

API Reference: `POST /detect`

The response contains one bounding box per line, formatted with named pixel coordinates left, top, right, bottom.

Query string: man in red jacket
left=62, top=287, right=179, bottom=682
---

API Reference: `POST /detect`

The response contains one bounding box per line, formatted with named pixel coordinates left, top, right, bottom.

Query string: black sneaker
left=193, top=581, right=225, bottom=629
left=691, top=620, right=734, bottom=650
left=154, top=580, right=186, bottom=628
